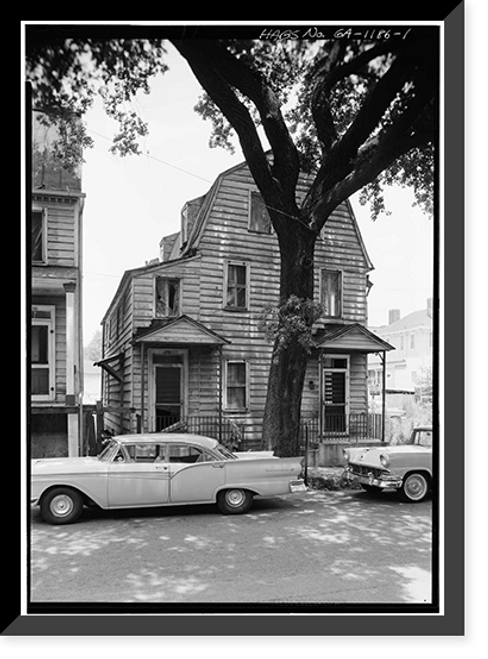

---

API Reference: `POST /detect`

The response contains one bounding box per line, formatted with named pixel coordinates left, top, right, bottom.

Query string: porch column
left=381, top=351, right=386, bottom=442
left=64, top=282, right=79, bottom=456
left=218, top=345, right=223, bottom=442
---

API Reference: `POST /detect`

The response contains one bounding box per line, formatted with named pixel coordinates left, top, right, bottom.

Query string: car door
left=107, top=442, right=170, bottom=508
left=167, top=444, right=227, bottom=504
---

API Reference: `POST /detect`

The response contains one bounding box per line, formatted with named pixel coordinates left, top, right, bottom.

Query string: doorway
left=150, top=351, right=187, bottom=431
left=322, top=355, right=349, bottom=433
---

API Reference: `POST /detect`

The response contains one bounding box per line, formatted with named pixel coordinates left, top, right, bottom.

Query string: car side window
left=416, top=431, right=433, bottom=447
left=113, top=448, right=128, bottom=463
left=123, top=444, right=161, bottom=463
left=168, top=445, right=216, bottom=464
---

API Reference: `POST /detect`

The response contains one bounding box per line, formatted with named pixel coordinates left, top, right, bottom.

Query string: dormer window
left=155, top=277, right=180, bottom=317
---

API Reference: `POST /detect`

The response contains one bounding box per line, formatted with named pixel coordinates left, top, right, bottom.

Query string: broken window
left=155, top=277, right=180, bottom=317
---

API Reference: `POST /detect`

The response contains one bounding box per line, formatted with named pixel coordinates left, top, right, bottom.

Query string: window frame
left=31, top=206, right=47, bottom=264
left=248, top=189, right=272, bottom=234
left=320, top=268, right=343, bottom=318
left=31, top=305, right=56, bottom=401
left=224, top=261, right=249, bottom=311
left=154, top=276, right=181, bottom=318
left=224, top=360, right=249, bottom=411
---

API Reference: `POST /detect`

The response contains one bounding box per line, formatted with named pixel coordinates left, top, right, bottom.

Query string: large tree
left=26, top=25, right=438, bottom=456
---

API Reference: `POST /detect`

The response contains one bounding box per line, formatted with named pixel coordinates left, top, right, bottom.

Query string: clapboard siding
left=46, top=205, right=77, bottom=267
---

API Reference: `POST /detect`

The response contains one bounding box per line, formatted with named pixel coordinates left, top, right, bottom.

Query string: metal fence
left=158, top=413, right=383, bottom=446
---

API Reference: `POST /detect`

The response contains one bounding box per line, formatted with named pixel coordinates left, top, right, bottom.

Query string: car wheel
left=399, top=473, right=430, bottom=503
left=40, top=487, right=84, bottom=525
left=217, top=488, right=253, bottom=515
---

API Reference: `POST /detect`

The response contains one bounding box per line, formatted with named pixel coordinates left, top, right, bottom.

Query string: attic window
left=249, top=191, right=271, bottom=234
left=155, top=277, right=180, bottom=318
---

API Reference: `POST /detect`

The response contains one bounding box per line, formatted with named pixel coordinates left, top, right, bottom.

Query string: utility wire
left=86, top=126, right=314, bottom=230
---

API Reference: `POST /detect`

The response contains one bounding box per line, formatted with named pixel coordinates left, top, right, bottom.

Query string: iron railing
left=156, top=413, right=383, bottom=445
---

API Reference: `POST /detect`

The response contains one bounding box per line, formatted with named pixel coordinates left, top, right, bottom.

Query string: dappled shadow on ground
left=30, top=490, right=433, bottom=606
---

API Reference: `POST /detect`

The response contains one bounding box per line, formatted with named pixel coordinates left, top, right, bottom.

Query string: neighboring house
left=30, top=112, right=85, bottom=458
left=368, top=301, right=434, bottom=401
left=98, top=158, right=392, bottom=450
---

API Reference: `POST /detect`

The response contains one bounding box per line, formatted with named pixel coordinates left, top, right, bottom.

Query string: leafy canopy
left=26, top=29, right=437, bottom=220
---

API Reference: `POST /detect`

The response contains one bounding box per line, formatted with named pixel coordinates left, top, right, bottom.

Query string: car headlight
left=343, top=449, right=350, bottom=461
left=379, top=454, right=390, bottom=468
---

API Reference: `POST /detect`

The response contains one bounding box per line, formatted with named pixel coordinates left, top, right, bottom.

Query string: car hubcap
left=405, top=475, right=427, bottom=500
left=226, top=490, right=245, bottom=507
left=51, top=494, right=74, bottom=517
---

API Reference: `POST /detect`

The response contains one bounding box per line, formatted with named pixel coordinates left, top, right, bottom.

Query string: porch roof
left=313, top=323, right=395, bottom=353
left=133, top=315, right=231, bottom=346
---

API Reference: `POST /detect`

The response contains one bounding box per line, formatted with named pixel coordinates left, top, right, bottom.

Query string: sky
left=79, top=41, right=434, bottom=347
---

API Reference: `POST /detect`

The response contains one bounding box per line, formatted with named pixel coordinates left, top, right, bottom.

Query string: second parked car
left=343, top=426, right=433, bottom=502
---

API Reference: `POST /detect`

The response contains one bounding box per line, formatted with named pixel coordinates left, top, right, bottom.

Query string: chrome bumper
left=344, top=467, right=403, bottom=489
left=289, top=479, right=307, bottom=493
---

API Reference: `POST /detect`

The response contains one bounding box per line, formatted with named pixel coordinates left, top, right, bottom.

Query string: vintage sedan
left=31, top=433, right=306, bottom=525
left=343, top=426, right=433, bottom=502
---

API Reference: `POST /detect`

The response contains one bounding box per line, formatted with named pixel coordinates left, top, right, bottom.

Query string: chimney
left=389, top=309, right=401, bottom=325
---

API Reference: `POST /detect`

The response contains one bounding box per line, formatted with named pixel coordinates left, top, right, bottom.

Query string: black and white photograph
left=12, top=10, right=468, bottom=640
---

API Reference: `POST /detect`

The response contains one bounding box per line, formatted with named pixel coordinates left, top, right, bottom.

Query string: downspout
left=381, top=351, right=386, bottom=442
left=78, top=195, right=85, bottom=454
left=140, top=343, right=145, bottom=433
left=218, top=345, right=223, bottom=442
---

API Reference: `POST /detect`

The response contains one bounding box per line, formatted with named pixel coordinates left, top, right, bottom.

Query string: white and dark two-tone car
left=31, top=433, right=306, bottom=524
left=343, top=426, right=433, bottom=502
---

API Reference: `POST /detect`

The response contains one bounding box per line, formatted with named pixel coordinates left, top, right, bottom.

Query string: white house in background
left=368, top=299, right=434, bottom=398
left=31, top=111, right=85, bottom=458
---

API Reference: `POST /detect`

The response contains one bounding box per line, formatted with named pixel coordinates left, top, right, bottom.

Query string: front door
left=322, top=355, right=349, bottom=433
left=155, top=364, right=182, bottom=430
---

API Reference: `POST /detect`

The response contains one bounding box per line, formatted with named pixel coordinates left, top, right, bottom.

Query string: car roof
left=112, top=433, right=220, bottom=450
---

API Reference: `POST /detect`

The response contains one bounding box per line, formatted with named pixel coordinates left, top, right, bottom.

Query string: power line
left=86, top=126, right=313, bottom=229
left=87, top=128, right=213, bottom=183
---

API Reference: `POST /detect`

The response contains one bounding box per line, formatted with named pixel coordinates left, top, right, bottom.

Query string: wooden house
left=99, top=158, right=393, bottom=455
left=30, top=112, right=86, bottom=457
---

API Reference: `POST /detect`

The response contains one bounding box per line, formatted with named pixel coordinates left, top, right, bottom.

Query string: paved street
left=30, top=488, right=433, bottom=606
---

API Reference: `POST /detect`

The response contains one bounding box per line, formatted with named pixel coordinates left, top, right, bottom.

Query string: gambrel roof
left=178, top=158, right=374, bottom=272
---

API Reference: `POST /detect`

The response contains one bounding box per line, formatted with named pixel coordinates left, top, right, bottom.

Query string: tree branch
left=172, top=39, right=300, bottom=208
left=171, top=39, right=279, bottom=201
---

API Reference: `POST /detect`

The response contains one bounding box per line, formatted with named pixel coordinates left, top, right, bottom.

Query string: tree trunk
left=262, top=222, right=317, bottom=456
